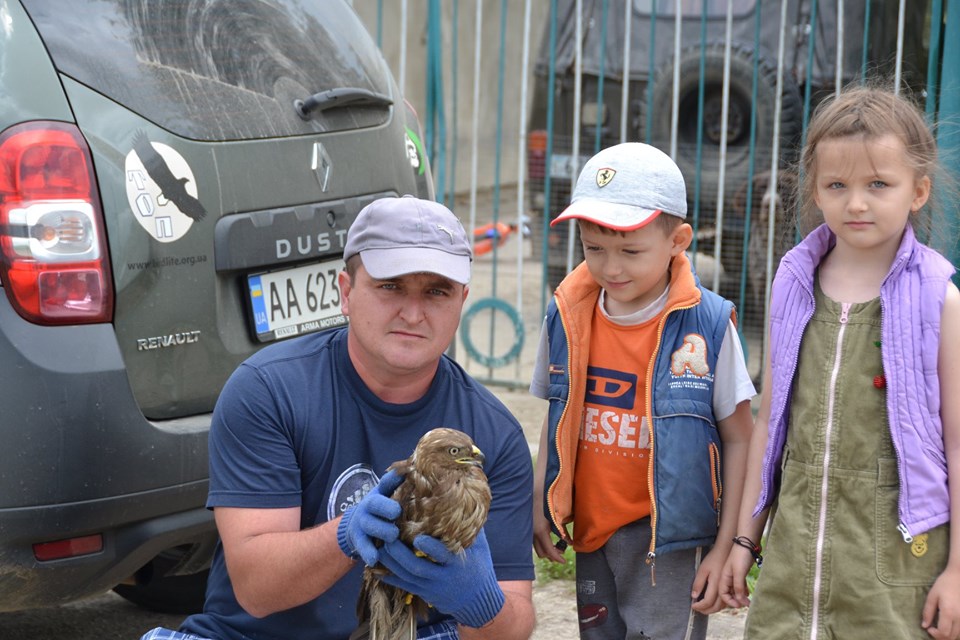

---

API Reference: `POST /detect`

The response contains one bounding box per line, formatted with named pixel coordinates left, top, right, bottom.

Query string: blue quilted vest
left=542, top=255, right=733, bottom=557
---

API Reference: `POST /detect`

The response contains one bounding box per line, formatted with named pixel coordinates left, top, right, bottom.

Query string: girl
left=720, top=85, right=960, bottom=639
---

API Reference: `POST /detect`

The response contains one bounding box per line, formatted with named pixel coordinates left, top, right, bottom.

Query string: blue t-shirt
left=182, top=327, right=534, bottom=640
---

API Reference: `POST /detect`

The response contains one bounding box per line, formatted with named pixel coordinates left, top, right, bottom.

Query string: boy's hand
left=690, top=546, right=726, bottom=614
left=532, top=413, right=569, bottom=564
left=922, top=565, right=960, bottom=639
left=718, top=546, right=755, bottom=609
left=532, top=510, right=567, bottom=563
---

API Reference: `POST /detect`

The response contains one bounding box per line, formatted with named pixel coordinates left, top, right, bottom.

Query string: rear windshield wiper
left=294, top=87, right=393, bottom=120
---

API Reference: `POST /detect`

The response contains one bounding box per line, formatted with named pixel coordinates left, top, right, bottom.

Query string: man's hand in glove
left=377, top=528, right=505, bottom=629
left=336, top=470, right=404, bottom=566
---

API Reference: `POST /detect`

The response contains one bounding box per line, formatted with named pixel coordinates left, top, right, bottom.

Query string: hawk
left=354, top=428, right=491, bottom=640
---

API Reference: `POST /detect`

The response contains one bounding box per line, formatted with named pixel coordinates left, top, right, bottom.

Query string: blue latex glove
left=336, top=470, right=404, bottom=566
left=378, top=528, right=506, bottom=629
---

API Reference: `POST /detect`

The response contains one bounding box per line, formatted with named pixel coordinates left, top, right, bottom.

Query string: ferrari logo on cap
left=596, top=167, right=616, bottom=187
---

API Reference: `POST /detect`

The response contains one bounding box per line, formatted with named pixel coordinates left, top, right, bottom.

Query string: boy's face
left=579, top=218, right=692, bottom=316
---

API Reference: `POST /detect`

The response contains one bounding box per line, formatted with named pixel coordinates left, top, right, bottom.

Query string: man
left=141, top=196, right=535, bottom=640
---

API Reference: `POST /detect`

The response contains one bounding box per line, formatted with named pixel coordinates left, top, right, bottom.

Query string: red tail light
left=0, top=122, right=113, bottom=324
left=33, top=534, right=104, bottom=562
left=527, top=130, right=548, bottom=180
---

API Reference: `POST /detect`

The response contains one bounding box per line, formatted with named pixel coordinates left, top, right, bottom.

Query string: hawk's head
left=410, top=428, right=486, bottom=478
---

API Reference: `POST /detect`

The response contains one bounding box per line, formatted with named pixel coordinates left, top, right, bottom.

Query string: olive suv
left=0, top=0, right=431, bottom=613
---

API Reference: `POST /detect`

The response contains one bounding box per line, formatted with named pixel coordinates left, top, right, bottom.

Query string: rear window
left=22, top=0, right=393, bottom=141
left=633, top=0, right=755, bottom=18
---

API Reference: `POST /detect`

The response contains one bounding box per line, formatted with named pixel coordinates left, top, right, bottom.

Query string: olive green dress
left=745, top=285, right=950, bottom=639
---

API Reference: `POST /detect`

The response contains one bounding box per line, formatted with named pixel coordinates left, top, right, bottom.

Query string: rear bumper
left=0, top=296, right=215, bottom=610
left=0, top=495, right=216, bottom=611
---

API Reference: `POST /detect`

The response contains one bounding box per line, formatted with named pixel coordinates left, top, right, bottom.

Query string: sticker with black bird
left=124, top=130, right=206, bottom=243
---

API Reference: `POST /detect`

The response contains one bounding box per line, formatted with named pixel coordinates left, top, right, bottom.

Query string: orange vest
left=543, top=252, right=733, bottom=557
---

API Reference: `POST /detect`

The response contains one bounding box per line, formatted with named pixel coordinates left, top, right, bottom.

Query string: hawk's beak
left=457, top=445, right=485, bottom=467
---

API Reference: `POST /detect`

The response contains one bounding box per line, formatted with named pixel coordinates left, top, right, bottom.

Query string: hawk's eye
left=449, top=446, right=461, bottom=456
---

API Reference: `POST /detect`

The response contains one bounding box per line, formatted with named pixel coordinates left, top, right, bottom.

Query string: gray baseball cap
left=344, top=195, right=472, bottom=284
left=552, top=142, right=687, bottom=230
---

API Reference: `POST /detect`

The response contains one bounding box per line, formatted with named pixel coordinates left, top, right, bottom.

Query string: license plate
left=247, top=258, right=347, bottom=342
left=549, top=153, right=591, bottom=179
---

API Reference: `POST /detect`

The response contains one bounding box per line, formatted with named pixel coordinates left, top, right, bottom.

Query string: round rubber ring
left=460, top=297, right=525, bottom=368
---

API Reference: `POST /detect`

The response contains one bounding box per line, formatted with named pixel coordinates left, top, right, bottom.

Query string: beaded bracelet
left=732, top=536, right=764, bottom=567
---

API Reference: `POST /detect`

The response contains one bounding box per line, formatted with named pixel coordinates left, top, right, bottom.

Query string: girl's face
left=579, top=219, right=691, bottom=316
left=813, top=134, right=930, bottom=256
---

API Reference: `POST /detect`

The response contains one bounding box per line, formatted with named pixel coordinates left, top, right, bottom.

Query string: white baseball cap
left=344, top=196, right=472, bottom=285
left=552, top=142, right=687, bottom=230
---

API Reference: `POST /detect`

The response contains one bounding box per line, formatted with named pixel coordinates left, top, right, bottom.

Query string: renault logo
left=311, top=142, right=332, bottom=192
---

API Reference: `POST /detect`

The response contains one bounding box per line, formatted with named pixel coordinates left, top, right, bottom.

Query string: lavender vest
left=756, top=224, right=955, bottom=538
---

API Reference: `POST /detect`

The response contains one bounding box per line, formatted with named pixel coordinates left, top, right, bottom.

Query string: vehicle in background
left=527, top=0, right=929, bottom=291
left=0, top=0, right=430, bottom=614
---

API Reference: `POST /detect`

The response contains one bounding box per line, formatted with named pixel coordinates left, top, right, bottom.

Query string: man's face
left=340, top=263, right=468, bottom=379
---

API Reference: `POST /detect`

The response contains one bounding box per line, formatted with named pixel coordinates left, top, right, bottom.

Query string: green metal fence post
left=937, top=0, right=960, bottom=279
left=426, top=0, right=447, bottom=203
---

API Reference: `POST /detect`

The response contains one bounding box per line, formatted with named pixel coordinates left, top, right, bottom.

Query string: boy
left=531, top=143, right=755, bottom=639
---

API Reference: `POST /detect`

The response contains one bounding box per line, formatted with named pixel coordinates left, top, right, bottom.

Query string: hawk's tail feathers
left=348, top=621, right=370, bottom=640
left=367, top=583, right=420, bottom=640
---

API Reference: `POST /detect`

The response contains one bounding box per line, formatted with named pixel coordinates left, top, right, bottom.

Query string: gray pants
left=575, top=518, right=708, bottom=640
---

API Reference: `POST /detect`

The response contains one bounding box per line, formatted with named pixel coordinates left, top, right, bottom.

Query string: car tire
left=112, top=550, right=209, bottom=614
left=113, top=569, right=208, bottom=615
left=647, top=42, right=803, bottom=216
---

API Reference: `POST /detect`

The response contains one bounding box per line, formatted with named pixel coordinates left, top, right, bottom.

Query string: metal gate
left=356, top=0, right=959, bottom=389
